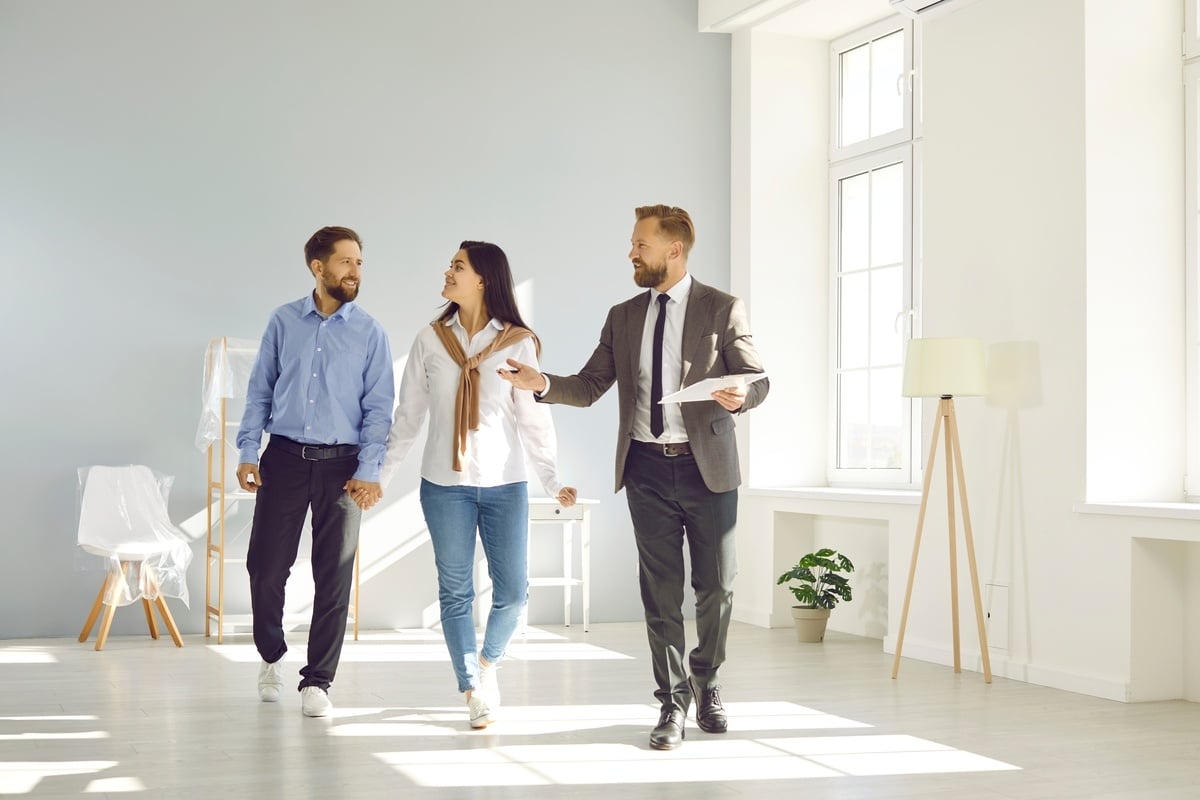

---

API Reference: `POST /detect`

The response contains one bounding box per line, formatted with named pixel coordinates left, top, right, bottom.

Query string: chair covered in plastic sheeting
left=77, top=465, right=192, bottom=650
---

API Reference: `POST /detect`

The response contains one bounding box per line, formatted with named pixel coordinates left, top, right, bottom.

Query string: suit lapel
left=681, top=279, right=712, bottom=385
left=626, top=292, right=651, bottom=384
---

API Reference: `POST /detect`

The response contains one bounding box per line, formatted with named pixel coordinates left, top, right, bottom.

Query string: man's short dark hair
left=304, top=226, right=362, bottom=271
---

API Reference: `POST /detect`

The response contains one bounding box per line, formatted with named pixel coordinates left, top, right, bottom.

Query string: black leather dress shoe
left=689, top=677, right=728, bottom=734
left=649, top=707, right=685, bottom=750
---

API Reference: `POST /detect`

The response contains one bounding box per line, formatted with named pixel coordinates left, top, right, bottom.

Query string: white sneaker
left=477, top=660, right=501, bottom=710
left=258, top=660, right=283, bottom=703
left=301, top=686, right=332, bottom=717
left=467, top=694, right=492, bottom=729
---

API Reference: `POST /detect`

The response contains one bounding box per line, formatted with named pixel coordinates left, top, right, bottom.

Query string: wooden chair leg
left=143, top=598, right=160, bottom=639
left=154, top=596, right=184, bottom=647
left=79, top=576, right=110, bottom=643
left=144, top=566, right=183, bottom=647
left=93, top=562, right=130, bottom=651
left=95, top=591, right=119, bottom=651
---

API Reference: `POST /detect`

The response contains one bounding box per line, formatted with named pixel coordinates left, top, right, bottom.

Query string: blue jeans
left=420, top=479, right=529, bottom=693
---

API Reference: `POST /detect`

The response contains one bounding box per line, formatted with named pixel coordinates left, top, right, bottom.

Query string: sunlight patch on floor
left=0, top=762, right=118, bottom=794
left=369, top=706, right=1019, bottom=787
left=0, top=648, right=56, bottom=664
left=330, top=701, right=871, bottom=738
left=84, top=775, right=147, bottom=792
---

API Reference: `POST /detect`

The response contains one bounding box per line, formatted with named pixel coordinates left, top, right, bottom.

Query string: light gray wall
left=0, top=0, right=731, bottom=638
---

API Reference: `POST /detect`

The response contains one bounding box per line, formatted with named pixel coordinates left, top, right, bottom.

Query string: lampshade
left=901, top=337, right=986, bottom=398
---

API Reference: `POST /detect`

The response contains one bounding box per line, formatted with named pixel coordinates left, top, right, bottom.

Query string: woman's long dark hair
left=438, top=240, right=540, bottom=354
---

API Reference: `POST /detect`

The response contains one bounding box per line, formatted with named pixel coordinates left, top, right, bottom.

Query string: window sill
left=1074, top=501, right=1200, bottom=522
left=747, top=487, right=922, bottom=505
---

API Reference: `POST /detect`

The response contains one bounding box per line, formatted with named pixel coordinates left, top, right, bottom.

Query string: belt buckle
left=300, top=445, right=320, bottom=461
left=662, top=443, right=679, bottom=458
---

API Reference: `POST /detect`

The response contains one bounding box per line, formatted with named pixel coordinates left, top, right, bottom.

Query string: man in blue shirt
left=236, top=226, right=394, bottom=717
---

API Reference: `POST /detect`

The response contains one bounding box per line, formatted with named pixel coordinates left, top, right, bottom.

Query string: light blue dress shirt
left=237, top=293, right=395, bottom=482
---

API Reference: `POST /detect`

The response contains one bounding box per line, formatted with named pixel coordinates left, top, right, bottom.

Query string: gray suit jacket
left=540, top=278, right=768, bottom=494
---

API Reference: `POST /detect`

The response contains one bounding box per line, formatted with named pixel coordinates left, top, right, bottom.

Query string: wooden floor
left=3, top=621, right=1199, bottom=799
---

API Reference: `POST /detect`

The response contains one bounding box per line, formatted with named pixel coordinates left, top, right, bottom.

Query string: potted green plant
left=776, top=548, right=854, bottom=642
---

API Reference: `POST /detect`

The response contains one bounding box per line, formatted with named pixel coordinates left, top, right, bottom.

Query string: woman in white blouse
left=381, top=241, right=576, bottom=729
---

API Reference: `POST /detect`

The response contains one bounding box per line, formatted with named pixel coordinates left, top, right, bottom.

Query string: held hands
left=711, top=385, right=747, bottom=412
left=236, top=463, right=262, bottom=493
left=556, top=486, right=578, bottom=508
left=497, top=358, right=547, bottom=393
left=344, top=479, right=383, bottom=511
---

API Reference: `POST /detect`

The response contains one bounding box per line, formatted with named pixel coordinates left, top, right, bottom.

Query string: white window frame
left=827, top=145, right=916, bottom=486
left=827, top=16, right=919, bottom=488
left=829, top=17, right=914, bottom=163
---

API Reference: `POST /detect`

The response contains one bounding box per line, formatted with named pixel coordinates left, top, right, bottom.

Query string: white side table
left=527, top=497, right=597, bottom=631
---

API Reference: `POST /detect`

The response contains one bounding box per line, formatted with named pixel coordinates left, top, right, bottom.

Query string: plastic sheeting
left=76, top=465, right=193, bottom=608
left=195, top=336, right=259, bottom=452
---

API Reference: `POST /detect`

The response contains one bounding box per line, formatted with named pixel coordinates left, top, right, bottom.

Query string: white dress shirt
left=631, top=273, right=692, bottom=444
left=380, top=314, right=564, bottom=495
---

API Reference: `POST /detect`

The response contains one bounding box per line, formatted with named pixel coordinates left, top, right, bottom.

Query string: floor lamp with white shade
left=891, top=336, right=992, bottom=683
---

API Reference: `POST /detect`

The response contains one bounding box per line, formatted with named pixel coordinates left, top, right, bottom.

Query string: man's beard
left=325, top=276, right=359, bottom=303
left=632, top=259, right=667, bottom=288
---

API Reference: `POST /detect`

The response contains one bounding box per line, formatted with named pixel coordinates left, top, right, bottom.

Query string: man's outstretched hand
left=497, top=358, right=547, bottom=393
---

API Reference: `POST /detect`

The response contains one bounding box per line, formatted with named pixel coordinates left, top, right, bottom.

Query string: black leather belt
left=271, top=436, right=360, bottom=461
left=634, top=440, right=692, bottom=458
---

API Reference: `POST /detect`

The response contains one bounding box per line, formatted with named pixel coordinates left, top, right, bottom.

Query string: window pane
left=870, top=31, right=905, bottom=138
left=871, top=162, right=904, bottom=267
left=840, top=272, right=869, bottom=369
left=870, top=266, right=903, bottom=366
left=840, top=171, right=869, bottom=272
left=869, top=367, right=904, bottom=468
left=840, top=43, right=869, bottom=147
left=838, top=370, right=869, bottom=469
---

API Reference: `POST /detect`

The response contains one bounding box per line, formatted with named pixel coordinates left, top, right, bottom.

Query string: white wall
left=0, top=0, right=732, bottom=638
left=730, top=0, right=1200, bottom=702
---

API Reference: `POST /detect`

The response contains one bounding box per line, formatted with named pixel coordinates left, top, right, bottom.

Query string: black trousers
left=623, top=446, right=738, bottom=712
left=246, top=439, right=361, bottom=691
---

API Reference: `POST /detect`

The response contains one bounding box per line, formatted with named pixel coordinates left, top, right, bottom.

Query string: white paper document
left=659, top=373, right=768, bottom=404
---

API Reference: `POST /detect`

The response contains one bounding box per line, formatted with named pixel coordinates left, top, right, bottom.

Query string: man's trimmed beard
left=325, top=275, right=359, bottom=303
left=633, top=258, right=667, bottom=288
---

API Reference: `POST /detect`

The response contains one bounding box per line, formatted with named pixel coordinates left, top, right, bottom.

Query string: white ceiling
left=756, top=0, right=894, bottom=39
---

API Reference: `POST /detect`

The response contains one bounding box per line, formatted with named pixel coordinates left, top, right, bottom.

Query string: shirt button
left=306, top=425, right=311, bottom=430
left=309, top=399, right=315, bottom=404
left=317, top=347, right=322, bottom=352
left=312, top=373, right=318, bottom=377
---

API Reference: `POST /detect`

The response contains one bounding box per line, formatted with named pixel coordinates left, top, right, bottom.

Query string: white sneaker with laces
left=301, top=686, right=332, bottom=717
left=258, top=660, right=283, bottom=703
left=467, top=693, right=492, bottom=729
left=477, top=660, right=501, bottom=710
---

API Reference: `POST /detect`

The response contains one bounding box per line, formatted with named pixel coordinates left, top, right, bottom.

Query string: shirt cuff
left=537, top=374, right=551, bottom=397
left=353, top=465, right=381, bottom=483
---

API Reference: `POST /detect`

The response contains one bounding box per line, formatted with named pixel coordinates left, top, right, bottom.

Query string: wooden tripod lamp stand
left=892, top=337, right=992, bottom=683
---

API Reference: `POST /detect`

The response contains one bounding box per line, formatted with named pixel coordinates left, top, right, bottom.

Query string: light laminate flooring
left=3, top=622, right=1199, bottom=799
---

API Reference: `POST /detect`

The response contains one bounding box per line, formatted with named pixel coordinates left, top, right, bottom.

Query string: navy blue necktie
left=650, top=293, right=669, bottom=439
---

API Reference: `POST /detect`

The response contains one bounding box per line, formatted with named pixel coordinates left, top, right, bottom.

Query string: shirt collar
left=445, top=311, right=503, bottom=332
left=302, top=292, right=355, bottom=321
left=652, top=272, right=693, bottom=306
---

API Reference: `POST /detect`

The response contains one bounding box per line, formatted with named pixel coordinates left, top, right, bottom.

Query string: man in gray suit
left=500, top=204, right=768, bottom=750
